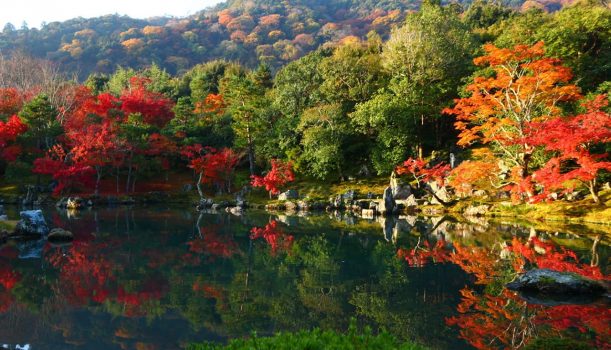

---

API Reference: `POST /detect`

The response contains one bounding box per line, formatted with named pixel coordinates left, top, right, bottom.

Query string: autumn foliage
left=251, top=159, right=295, bottom=197
left=182, top=145, right=240, bottom=195
left=395, top=157, right=450, bottom=186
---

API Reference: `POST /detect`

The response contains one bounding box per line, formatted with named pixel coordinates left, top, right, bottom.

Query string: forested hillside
left=0, top=0, right=582, bottom=77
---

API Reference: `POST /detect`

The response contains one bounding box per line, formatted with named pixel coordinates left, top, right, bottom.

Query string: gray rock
left=379, top=186, right=396, bottom=216
left=342, top=190, right=357, bottom=202
left=565, top=191, right=583, bottom=201
left=278, top=189, right=298, bottom=201
left=430, top=187, right=451, bottom=205
left=16, top=210, right=48, bottom=236
left=404, top=194, right=418, bottom=207
left=48, top=228, right=74, bottom=241
left=330, top=194, right=343, bottom=208
left=463, top=205, right=490, bottom=216
left=196, top=198, right=214, bottom=210
left=390, top=171, right=411, bottom=200
left=507, top=269, right=608, bottom=297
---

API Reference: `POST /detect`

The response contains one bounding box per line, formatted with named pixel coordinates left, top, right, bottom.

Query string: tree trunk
left=246, top=123, right=255, bottom=176
left=587, top=179, right=600, bottom=204
left=196, top=171, right=204, bottom=201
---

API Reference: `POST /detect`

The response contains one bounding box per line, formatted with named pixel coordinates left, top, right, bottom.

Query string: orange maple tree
left=444, top=42, right=581, bottom=198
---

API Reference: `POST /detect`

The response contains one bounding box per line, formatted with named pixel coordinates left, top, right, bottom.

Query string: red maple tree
left=251, top=159, right=295, bottom=198
left=524, top=95, right=611, bottom=203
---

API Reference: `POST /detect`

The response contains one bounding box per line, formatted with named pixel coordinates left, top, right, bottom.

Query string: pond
left=0, top=207, right=608, bottom=350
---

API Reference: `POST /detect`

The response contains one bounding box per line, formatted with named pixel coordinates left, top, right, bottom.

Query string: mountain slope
left=0, top=0, right=572, bottom=78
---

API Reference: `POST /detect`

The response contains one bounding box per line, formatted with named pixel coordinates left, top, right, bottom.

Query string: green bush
left=188, top=325, right=427, bottom=350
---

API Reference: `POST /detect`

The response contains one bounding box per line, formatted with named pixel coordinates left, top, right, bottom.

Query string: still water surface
left=0, top=207, right=608, bottom=349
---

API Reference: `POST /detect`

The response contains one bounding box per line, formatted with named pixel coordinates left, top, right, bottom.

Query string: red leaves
left=33, top=144, right=94, bottom=195
left=251, top=159, right=295, bottom=196
left=183, top=145, right=240, bottom=192
left=0, top=115, right=27, bottom=161
left=524, top=95, right=611, bottom=201
left=0, top=88, right=24, bottom=117
left=120, top=77, right=174, bottom=128
left=396, top=157, right=450, bottom=186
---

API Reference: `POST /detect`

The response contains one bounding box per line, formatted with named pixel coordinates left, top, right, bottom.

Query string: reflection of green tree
left=12, top=272, right=53, bottom=312
left=350, top=242, right=468, bottom=349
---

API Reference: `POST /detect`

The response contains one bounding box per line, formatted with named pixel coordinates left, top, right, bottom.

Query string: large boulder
left=430, top=187, right=451, bottom=205
left=15, top=210, right=49, bottom=236
left=390, top=172, right=411, bottom=200
left=379, top=186, right=396, bottom=216
left=278, top=190, right=298, bottom=201
left=48, top=228, right=74, bottom=241
left=507, top=269, right=608, bottom=301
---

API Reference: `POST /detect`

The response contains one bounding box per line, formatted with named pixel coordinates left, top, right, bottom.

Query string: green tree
left=298, top=104, right=353, bottom=180
left=220, top=71, right=268, bottom=175
left=18, top=94, right=60, bottom=150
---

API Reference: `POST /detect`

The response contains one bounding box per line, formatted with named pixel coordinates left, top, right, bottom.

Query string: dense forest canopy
left=0, top=0, right=592, bottom=78
left=0, top=0, right=608, bottom=205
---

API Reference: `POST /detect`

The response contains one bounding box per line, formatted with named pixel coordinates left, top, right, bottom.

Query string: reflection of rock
left=379, top=216, right=396, bottom=242
left=404, top=194, right=418, bottom=207
left=361, top=209, right=375, bottom=219
left=278, top=190, right=298, bottom=201
left=196, top=198, right=213, bottom=211
left=507, top=269, right=608, bottom=300
left=277, top=215, right=299, bottom=226
left=48, top=228, right=74, bottom=241
left=18, top=239, right=46, bottom=259
left=463, top=205, right=490, bottom=217
left=379, top=187, right=396, bottom=216
left=16, top=210, right=49, bottom=236
left=226, top=207, right=244, bottom=216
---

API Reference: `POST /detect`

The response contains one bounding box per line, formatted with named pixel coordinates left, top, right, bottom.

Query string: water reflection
left=0, top=207, right=607, bottom=349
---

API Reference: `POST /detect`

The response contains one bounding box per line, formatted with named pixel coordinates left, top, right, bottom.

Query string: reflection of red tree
left=509, top=236, right=608, bottom=280
left=48, top=242, right=116, bottom=304
left=537, top=304, right=611, bottom=349
left=188, top=226, right=239, bottom=260
left=0, top=261, right=20, bottom=312
left=117, top=277, right=168, bottom=317
left=250, top=220, right=294, bottom=255
left=193, top=280, right=224, bottom=301
left=444, top=238, right=610, bottom=350
left=397, top=239, right=452, bottom=267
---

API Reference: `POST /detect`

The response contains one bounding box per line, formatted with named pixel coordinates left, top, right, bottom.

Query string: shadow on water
left=0, top=207, right=608, bottom=349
